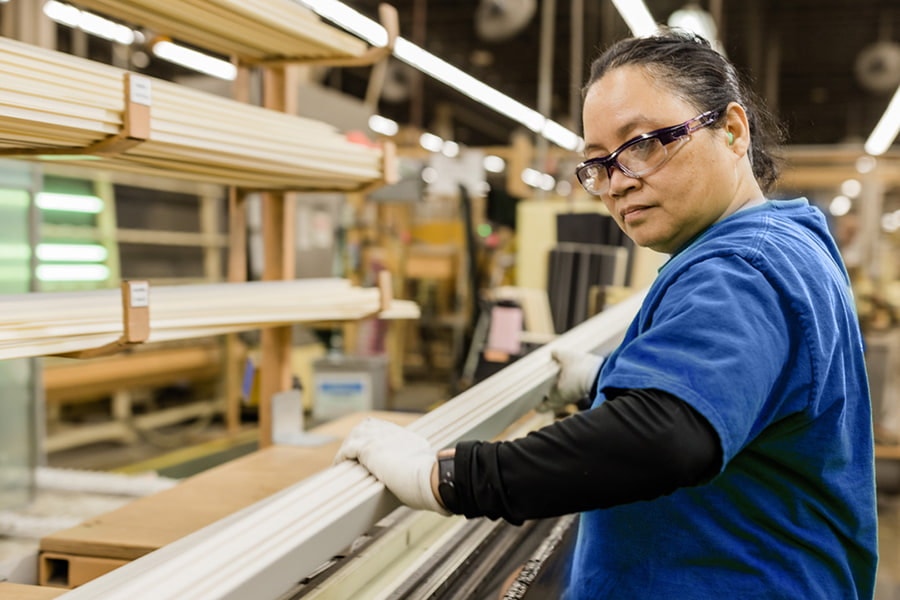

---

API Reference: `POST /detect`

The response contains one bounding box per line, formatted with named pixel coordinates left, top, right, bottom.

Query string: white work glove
left=334, top=418, right=449, bottom=515
left=539, top=349, right=604, bottom=413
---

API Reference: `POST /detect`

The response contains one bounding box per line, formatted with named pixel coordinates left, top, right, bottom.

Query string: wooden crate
left=38, top=410, right=419, bottom=589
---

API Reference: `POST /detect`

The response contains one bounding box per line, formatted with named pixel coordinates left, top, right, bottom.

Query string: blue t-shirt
left=567, top=199, right=878, bottom=599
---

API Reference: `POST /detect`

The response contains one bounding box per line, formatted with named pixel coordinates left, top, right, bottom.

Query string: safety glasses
left=575, top=108, right=723, bottom=196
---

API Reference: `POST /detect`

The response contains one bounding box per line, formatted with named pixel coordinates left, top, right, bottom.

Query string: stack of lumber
left=0, top=279, right=419, bottom=360
left=53, top=292, right=646, bottom=599
left=0, top=37, right=386, bottom=190
left=68, top=0, right=369, bottom=62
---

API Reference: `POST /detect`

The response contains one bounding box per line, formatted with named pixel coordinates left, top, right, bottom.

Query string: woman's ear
left=723, top=102, right=751, bottom=157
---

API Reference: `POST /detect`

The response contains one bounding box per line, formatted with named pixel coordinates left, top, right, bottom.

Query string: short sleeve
left=599, top=255, right=797, bottom=464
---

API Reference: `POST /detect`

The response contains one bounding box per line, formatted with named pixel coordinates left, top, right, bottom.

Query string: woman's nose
left=607, top=162, right=639, bottom=197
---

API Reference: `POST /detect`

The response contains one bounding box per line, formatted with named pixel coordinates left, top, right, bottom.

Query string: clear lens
left=579, top=165, right=606, bottom=194
left=577, top=139, right=670, bottom=196
left=574, top=107, right=724, bottom=196
left=619, top=138, right=666, bottom=173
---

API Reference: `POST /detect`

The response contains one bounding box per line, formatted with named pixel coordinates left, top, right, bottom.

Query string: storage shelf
left=68, top=0, right=370, bottom=63
left=0, top=279, right=419, bottom=361
left=0, top=37, right=391, bottom=191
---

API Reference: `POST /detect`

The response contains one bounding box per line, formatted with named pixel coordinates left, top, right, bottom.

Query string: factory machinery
left=56, top=292, right=645, bottom=600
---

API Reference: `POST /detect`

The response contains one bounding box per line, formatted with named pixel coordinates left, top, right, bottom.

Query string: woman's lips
left=621, top=205, right=650, bottom=223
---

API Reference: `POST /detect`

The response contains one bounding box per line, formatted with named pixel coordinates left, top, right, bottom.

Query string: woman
left=336, top=30, right=878, bottom=598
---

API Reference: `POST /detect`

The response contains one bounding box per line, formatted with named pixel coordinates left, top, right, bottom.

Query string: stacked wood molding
left=0, top=36, right=389, bottom=190
left=67, top=0, right=369, bottom=62
left=0, top=279, right=419, bottom=360
left=57, top=291, right=646, bottom=600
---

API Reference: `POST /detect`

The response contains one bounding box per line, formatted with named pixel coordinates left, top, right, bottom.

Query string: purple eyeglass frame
left=575, top=108, right=724, bottom=191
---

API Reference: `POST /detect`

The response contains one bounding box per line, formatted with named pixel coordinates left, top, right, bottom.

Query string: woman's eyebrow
left=583, top=116, right=655, bottom=157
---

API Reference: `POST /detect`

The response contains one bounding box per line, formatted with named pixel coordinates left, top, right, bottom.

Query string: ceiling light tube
left=543, top=120, right=585, bottom=152
left=43, top=0, right=136, bottom=45
left=36, top=264, right=110, bottom=282
left=298, top=0, right=389, bottom=47
left=419, top=132, right=444, bottom=152
left=152, top=40, right=237, bottom=81
left=35, top=192, right=103, bottom=213
left=394, top=38, right=546, bottom=133
left=441, top=141, right=460, bottom=157
left=864, top=84, right=900, bottom=156
left=37, top=243, right=108, bottom=262
left=368, top=114, right=399, bottom=136
left=296, top=0, right=582, bottom=149
left=483, top=155, right=506, bottom=173
left=610, top=0, right=660, bottom=37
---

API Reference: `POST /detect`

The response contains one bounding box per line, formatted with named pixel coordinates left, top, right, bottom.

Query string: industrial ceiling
left=337, top=0, right=900, bottom=150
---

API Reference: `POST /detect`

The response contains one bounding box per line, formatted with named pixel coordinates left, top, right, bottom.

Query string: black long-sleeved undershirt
left=448, top=389, right=722, bottom=524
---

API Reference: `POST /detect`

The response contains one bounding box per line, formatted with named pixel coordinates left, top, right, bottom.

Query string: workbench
left=37, top=410, right=419, bottom=589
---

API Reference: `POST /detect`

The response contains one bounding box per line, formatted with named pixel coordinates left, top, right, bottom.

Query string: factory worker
left=336, top=29, right=878, bottom=599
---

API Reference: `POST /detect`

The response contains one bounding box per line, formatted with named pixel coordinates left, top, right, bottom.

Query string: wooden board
left=43, top=343, right=221, bottom=404
left=39, top=411, right=419, bottom=567
left=0, top=583, right=65, bottom=599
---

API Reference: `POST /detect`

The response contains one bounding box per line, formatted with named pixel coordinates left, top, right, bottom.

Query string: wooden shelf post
left=257, top=64, right=300, bottom=447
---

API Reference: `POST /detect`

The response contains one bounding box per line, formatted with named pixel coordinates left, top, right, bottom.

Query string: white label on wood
left=130, top=75, right=152, bottom=106
left=129, top=281, right=150, bottom=307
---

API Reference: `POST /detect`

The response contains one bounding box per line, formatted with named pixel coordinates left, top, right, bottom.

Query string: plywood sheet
left=39, top=411, right=419, bottom=561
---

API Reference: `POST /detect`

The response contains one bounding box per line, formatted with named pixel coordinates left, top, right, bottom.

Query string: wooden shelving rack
left=0, top=1, right=402, bottom=447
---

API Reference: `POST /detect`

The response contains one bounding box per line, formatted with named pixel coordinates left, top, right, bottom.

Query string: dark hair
left=584, top=29, right=784, bottom=192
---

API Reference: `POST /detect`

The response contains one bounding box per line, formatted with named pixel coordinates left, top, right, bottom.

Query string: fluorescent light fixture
left=43, top=0, right=136, bottom=45
left=521, top=167, right=556, bottom=191
left=36, top=192, right=103, bottom=213
left=864, top=84, right=900, bottom=156
left=555, top=180, right=573, bottom=196
left=296, top=0, right=583, bottom=150
left=611, top=0, right=660, bottom=37
left=441, top=141, right=460, bottom=157
left=37, top=243, right=108, bottom=262
left=856, top=155, right=877, bottom=174
left=368, top=114, right=399, bottom=136
left=483, top=155, right=506, bottom=173
left=840, top=179, right=862, bottom=198
left=36, top=264, right=110, bottom=282
left=298, top=0, right=389, bottom=47
left=828, top=195, right=851, bottom=217
left=152, top=40, right=237, bottom=81
left=394, top=38, right=547, bottom=134
left=668, top=3, right=717, bottom=43
left=542, top=120, right=585, bottom=152
left=419, top=132, right=444, bottom=152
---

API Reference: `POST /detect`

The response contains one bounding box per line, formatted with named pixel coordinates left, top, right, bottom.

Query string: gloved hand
left=539, top=349, right=604, bottom=413
left=334, top=418, right=449, bottom=515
